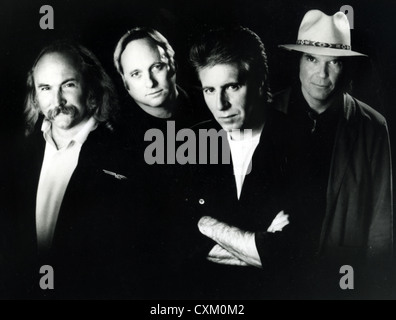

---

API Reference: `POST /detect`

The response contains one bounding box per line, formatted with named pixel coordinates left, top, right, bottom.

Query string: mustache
left=46, top=105, right=78, bottom=121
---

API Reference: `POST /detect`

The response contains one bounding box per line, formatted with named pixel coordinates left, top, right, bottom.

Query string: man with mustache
left=276, top=10, right=393, bottom=298
left=8, top=41, right=132, bottom=298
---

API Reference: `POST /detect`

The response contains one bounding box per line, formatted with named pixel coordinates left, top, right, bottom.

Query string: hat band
left=296, top=39, right=351, bottom=50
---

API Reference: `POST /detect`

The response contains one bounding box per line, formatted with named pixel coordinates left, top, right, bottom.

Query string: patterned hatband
left=296, top=39, right=351, bottom=50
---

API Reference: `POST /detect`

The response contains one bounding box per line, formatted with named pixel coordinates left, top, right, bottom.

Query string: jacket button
left=199, top=199, right=205, bottom=205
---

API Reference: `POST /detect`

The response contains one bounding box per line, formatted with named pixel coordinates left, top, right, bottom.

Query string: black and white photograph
left=0, top=0, right=395, bottom=302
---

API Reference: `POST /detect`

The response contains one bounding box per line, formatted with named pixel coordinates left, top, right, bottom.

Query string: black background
left=1, top=0, right=395, bottom=133
left=0, top=0, right=395, bottom=300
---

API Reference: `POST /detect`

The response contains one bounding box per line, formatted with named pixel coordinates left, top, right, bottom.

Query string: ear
left=121, top=75, right=130, bottom=91
left=32, top=92, right=40, bottom=110
left=167, top=62, right=177, bottom=78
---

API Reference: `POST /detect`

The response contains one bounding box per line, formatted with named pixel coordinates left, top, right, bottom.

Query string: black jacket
left=180, top=109, right=295, bottom=299
left=6, top=120, right=137, bottom=299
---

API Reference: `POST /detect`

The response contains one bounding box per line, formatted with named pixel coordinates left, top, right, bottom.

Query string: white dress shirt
left=36, top=117, right=98, bottom=252
left=227, top=125, right=264, bottom=199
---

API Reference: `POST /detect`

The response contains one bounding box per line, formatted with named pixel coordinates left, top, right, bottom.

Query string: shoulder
left=266, top=107, right=296, bottom=140
left=81, top=124, right=122, bottom=164
left=15, top=119, right=45, bottom=158
left=271, top=88, right=292, bottom=114
left=267, top=107, right=291, bottom=126
left=176, top=85, right=190, bottom=103
left=190, top=119, right=221, bottom=131
left=344, top=94, right=388, bottom=129
left=84, top=123, right=116, bottom=147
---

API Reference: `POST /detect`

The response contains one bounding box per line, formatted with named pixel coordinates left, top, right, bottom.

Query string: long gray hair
left=24, top=41, right=119, bottom=135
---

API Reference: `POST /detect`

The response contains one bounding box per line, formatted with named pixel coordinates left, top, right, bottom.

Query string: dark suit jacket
left=181, top=110, right=294, bottom=299
left=274, top=89, right=393, bottom=261
left=110, top=86, right=206, bottom=299
left=273, top=88, right=394, bottom=298
left=7, top=120, right=136, bottom=299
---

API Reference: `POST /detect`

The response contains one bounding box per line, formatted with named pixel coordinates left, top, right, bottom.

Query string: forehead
left=198, top=63, right=244, bottom=87
left=120, top=38, right=165, bottom=71
left=33, top=52, right=82, bottom=83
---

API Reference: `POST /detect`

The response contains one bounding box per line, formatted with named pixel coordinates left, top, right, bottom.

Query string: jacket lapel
left=52, top=126, right=105, bottom=241
left=318, top=94, right=359, bottom=251
left=239, top=116, right=273, bottom=202
left=17, top=126, right=46, bottom=256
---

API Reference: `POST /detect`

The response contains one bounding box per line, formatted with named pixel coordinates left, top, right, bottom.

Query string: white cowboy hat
left=279, top=10, right=367, bottom=57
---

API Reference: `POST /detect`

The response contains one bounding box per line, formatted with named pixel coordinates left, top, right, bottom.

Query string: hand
left=267, top=210, right=289, bottom=233
left=198, top=216, right=262, bottom=268
left=198, top=210, right=290, bottom=268
left=207, top=244, right=249, bottom=266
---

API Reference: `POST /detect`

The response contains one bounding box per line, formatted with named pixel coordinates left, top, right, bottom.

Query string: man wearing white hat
left=276, top=9, right=393, bottom=297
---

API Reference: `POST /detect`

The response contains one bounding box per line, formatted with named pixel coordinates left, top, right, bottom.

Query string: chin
left=147, top=98, right=169, bottom=108
left=221, top=123, right=242, bottom=132
left=311, top=89, right=333, bottom=100
left=53, top=117, right=76, bottom=130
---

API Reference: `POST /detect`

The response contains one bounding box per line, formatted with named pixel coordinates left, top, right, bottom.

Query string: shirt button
left=199, top=199, right=205, bottom=205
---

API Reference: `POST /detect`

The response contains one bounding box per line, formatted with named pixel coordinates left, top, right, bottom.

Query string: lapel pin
left=103, top=169, right=128, bottom=180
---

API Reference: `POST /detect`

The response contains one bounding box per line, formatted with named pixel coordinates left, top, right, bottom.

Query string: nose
left=215, top=91, right=230, bottom=111
left=318, top=62, right=329, bottom=78
left=53, top=88, right=66, bottom=106
left=145, top=72, right=158, bottom=88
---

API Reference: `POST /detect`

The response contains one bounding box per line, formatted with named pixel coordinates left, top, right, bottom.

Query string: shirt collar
left=290, top=86, right=341, bottom=122
left=227, top=123, right=265, bottom=143
left=41, top=117, right=98, bottom=149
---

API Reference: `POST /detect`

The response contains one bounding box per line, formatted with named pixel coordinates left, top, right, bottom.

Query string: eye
left=203, top=88, right=215, bottom=95
left=64, top=82, right=77, bottom=88
left=39, top=86, right=50, bottom=92
left=305, top=55, right=316, bottom=63
left=130, top=71, right=141, bottom=78
left=152, top=63, right=165, bottom=73
left=226, top=84, right=240, bottom=92
left=330, top=60, right=342, bottom=66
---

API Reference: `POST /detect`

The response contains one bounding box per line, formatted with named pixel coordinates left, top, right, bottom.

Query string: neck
left=229, top=106, right=266, bottom=141
left=302, top=87, right=343, bottom=114
left=51, top=117, right=90, bottom=149
left=138, top=87, right=179, bottom=119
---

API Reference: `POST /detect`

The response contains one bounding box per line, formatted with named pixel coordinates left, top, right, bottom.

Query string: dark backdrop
left=1, top=0, right=395, bottom=130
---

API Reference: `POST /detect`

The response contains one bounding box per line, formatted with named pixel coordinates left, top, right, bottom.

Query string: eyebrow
left=200, top=82, right=241, bottom=92
left=129, top=69, right=140, bottom=75
left=128, top=61, right=166, bottom=73
left=304, top=53, right=342, bottom=62
left=36, top=78, right=79, bottom=87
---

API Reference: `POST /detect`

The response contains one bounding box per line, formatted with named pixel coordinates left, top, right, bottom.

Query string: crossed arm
left=198, top=211, right=289, bottom=268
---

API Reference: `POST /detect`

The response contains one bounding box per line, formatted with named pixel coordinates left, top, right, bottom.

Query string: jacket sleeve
left=367, top=120, right=393, bottom=260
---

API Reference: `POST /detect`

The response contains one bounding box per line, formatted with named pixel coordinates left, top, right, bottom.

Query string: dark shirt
left=114, top=86, right=199, bottom=298
left=288, top=86, right=341, bottom=255
left=117, top=85, right=195, bottom=155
